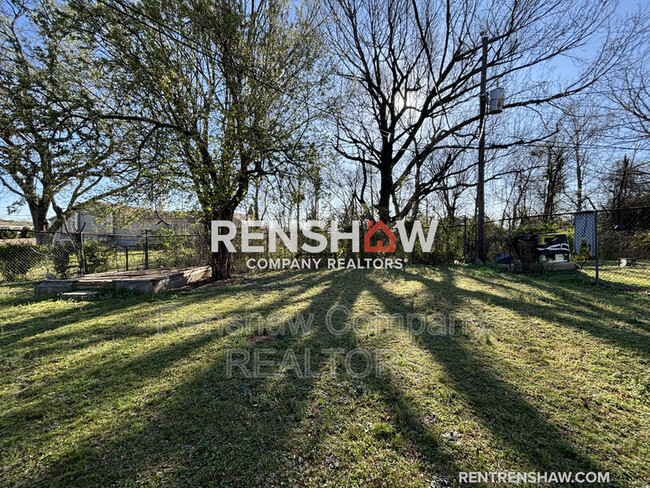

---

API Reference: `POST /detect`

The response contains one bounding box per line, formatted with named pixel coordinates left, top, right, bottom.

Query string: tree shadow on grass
left=475, top=265, right=649, bottom=322
left=1, top=271, right=333, bottom=425
left=0, top=270, right=328, bottom=351
left=448, top=268, right=650, bottom=357
left=363, top=269, right=616, bottom=486
left=6, top=270, right=373, bottom=486
left=3, top=267, right=637, bottom=487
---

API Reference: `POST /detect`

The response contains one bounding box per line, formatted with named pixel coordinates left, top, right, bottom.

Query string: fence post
left=507, top=218, right=512, bottom=258
left=144, top=230, right=149, bottom=270
left=79, top=231, right=86, bottom=275
left=125, top=246, right=129, bottom=271
left=463, top=216, right=467, bottom=260
left=594, top=210, right=599, bottom=285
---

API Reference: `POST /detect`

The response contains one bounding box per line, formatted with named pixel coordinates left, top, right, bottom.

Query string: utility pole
left=477, top=33, right=488, bottom=263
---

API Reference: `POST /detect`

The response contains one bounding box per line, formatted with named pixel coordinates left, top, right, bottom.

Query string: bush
left=422, top=223, right=465, bottom=264
left=83, top=239, right=113, bottom=274
left=0, top=229, right=20, bottom=239
left=52, top=242, right=77, bottom=277
left=0, top=243, right=46, bottom=280
left=631, top=230, right=650, bottom=258
left=150, top=228, right=198, bottom=268
left=19, top=227, right=34, bottom=238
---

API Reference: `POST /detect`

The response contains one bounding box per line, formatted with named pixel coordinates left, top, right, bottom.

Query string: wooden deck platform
left=34, top=266, right=212, bottom=296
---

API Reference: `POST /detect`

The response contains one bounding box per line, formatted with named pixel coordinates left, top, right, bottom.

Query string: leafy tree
left=73, top=0, right=327, bottom=278
left=0, top=0, right=141, bottom=242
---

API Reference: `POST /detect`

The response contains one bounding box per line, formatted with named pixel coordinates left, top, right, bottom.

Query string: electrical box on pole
left=489, top=87, right=505, bottom=114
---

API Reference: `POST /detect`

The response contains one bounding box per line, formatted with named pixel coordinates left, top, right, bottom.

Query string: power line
left=492, top=140, right=649, bottom=153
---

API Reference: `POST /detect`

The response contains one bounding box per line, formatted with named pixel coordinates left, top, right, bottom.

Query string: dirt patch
left=247, top=334, right=279, bottom=346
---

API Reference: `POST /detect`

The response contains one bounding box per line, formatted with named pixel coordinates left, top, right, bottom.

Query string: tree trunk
left=207, top=207, right=235, bottom=280
left=211, top=244, right=232, bottom=280
left=575, top=151, right=583, bottom=211
left=377, top=165, right=393, bottom=223
left=29, top=201, right=52, bottom=245
left=576, top=165, right=583, bottom=212
left=253, top=180, right=260, bottom=220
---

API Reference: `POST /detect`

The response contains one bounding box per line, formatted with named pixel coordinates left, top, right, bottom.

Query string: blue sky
left=0, top=0, right=645, bottom=223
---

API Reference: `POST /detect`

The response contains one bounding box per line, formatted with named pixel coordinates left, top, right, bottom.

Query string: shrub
left=631, top=230, right=650, bottom=258
left=52, top=242, right=77, bottom=277
left=0, top=243, right=46, bottom=280
left=19, top=227, right=34, bottom=238
left=422, top=224, right=465, bottom=264
left=0, top=229, right=19, bottom=239
left=83, top=239, right=113, bottom=274
left=150, top=228, right=198, bottom=268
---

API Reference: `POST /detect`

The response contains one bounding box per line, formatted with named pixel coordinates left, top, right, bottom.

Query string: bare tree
left=562, top=105, right=598, bottom=211
left=551, top=99, right=612, bottom=211
left=614, top=70, right=650, bottom=142
left=435, top=154, right=473, bottom=221
left=606, top=154, right=650, bottom=210
left=324, top=0, right=632, bottom=223
left=608, top=17, right=650, bottom=145
left=533, top=138, right=566, bottom=219
left=508, top=168, right=534, bottom=221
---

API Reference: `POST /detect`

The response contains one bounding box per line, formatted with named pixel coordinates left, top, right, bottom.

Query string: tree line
left=1, top=0, right=649, bottom=277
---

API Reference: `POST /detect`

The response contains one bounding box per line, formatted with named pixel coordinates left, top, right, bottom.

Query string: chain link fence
left=429, top=206, right=650, bottom=291
left=0, top=231, right=210, bottom=282
left=1, top=207, right=648, bottom=291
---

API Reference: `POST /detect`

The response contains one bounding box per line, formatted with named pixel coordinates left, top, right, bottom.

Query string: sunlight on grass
left=0, top=267, right=648, bottom=486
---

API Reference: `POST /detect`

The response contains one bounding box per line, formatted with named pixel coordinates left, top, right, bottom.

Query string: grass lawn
left=580, top=259, right=650, bottom=290
left=0, top=266, right=648, bottom=487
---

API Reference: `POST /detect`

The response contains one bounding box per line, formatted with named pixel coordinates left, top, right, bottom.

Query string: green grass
left=580, top=259, right=650, bottom=290
left=0, top=266, right=648, bottom=487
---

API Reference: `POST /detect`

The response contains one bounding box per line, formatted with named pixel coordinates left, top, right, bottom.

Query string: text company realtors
left=211, top=219, right=439, bottom=270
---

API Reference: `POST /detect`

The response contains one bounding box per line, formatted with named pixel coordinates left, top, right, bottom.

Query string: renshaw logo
left=211, top=219, right=438, bottom=253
